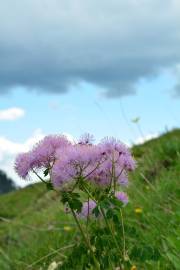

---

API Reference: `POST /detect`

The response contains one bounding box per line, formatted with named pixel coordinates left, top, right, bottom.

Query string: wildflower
left=115, top=191, right=129, bottom=205
left=52, top=144, right=102, bottom=188
left=119, top=153, right=136, bottom=171
left=31, top=135, right=71, bottom=168
left=47, top=261, right=58, bottom=270
left=118, top=175, right=129, bottom=186
left=15, top=135, right=71, bottom=179
left=97, top=137, right=136, bottom=182
left=63, top=226, right=72, bottom=232
left=14, top=152, right=32, bottom=179
left=15, top=133, right=136, bottom=191
left=78, top=133, right=94, bottom=145
left=135, top=207, right=143, bottom=214
left=130, top=266, right=137, bottom=270
left=79, top=200, right=97, bottom=218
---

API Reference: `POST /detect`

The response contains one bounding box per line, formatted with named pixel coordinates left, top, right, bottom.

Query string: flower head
left=135, top=207, right=143, bottom=214
left=52, top=144, right=102, bottom=188
left=63, top=226, right=72, bottom=232
left=79, top=200, right=97, bottom=218
left=115, top=191, right=129, bottom=205
left=14, top=152, right=32, bottom=179
left=15, top=135, right=71, bottom=179
left=31, top=135, right=71, bottom=168
left=15, top=133, right=136, bottom=194
left=78, top=133, right=94, bottom=145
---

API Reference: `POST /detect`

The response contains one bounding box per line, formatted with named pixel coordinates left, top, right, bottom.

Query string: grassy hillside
left=0, top=130, right=180, bottom=270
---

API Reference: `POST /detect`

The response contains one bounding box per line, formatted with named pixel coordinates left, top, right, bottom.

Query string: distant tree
left=0, top=170, right=16, bottom=195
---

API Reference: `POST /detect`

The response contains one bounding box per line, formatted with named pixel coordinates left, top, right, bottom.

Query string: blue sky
left=1, top=71, right=179, bottom=145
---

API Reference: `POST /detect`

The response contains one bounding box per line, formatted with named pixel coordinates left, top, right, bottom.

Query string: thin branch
left=26, top=244, right=75, bottom=269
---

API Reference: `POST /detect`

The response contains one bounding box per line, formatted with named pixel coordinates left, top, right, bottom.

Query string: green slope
left=0, top=130, right=180, bottom=270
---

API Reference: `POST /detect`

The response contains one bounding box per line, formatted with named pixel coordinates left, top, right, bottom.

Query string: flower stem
left=100, top=206, right=123, bottom=269
left=80, top=182, right=123, bottom=269
left=32, top=169, right=47, bottom=184
left=120, top=209, right=126, bottom=261
left=69, top=205, right=100, bottom=270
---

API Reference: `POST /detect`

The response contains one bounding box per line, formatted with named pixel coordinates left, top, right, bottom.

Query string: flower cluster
left=15, top=133, right=136, bottom=269
left=15, top=135, right=70, bottom=179
left=15, top=134, right=135, bottom=186
left=15, top=133, right=135, bottom=217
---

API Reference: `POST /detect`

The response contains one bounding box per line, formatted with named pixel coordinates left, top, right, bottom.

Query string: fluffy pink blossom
left=115, top=191, right=129, bottom=205
left=79, top=200, right=97, bottom=218
left=52, top=144, right=103, bottom=187
left=78, top=133, right=94, bottom=145
left=15, top=134, right=136, bottom=190
left=31, top=135, right=71, bottom=168
left=14, top=152, right=32, bottom=179
left=15, top=135, right=71, bottom=179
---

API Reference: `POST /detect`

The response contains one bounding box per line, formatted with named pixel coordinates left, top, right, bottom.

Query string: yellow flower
left=130, top=266, right=137, bottom=270
left=63, top=226, right=72, bottom=232
left=135, top=207, right=143, bottom=214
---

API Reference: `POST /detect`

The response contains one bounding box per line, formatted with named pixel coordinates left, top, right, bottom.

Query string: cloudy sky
left=0, top=0, right=180, bottom=186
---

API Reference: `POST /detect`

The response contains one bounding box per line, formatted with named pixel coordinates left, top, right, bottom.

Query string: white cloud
left=134, top=133, right=158, bottom=145
left=62, top=132, right=76, bottom=144
left=0, top=107, right=25, bottom=120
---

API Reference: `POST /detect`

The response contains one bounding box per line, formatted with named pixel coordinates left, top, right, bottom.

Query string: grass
left=0, top=129, right=180, bottom=269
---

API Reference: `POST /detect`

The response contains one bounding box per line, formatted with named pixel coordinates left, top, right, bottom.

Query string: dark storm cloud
left=0, top=0, right=180, bottom=97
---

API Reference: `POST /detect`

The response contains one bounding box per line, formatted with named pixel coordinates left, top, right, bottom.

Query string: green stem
left=71, top=177, right=80, bottom=192
left=120, top=209, right=126, bottom=261
left=86, top=196, right=90, bottom=227
left=32, top=169, right=47, bottom=184
left=100, top=207, right=123, bottom=268
left=81, top=184, right=97, bottom=203
left=69, top=206, right=100, bottom=270
left=80, top=182, right=123, bottom=268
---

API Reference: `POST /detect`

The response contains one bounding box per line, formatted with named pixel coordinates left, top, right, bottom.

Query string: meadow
left=0, top=129, right=179, bottom=270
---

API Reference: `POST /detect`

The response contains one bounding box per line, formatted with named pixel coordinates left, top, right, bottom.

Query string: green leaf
left=43, top=168, right=49, bottom=177
left=92, top=206, right=100, bottom=217
left=130, top=246, right=160, bottom=262
left=99, top=198, right=111, bottom=209
left=166, top=252, right=180, bottom=270
left=106, top=209, right=114, bottom=219
left=112, top=214, right=119, bottom=224
left=69, top=198, right=82, bottom=212
left=110, top=197, right=123, bottom=208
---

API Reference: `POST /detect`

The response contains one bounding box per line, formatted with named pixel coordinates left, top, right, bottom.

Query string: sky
left=0, top=0, right=180, bottom=186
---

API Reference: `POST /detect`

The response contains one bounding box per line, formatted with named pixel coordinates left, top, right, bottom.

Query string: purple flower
left=31, top=135, right=71, bottom=168
left=15, top=133, right=136, bottom=191
left=86, top=138, right=135, bottom=187
left=14, top=152, right=32, bottom=179
left=79, top=200, right=97, bottom=218
left=52, top=144, right=102, bottom=188
left=118, top=174, right=129, bottom=186
left=78, top=133, right=94, bottom=145
left=89, top=159, right=112, bottom=186
left=119, top=153, right=136, bottom=171
left=99, top=137, right=129, bottom=156
left=115, top=191, right=129, bottom=205
left=15, top=135, right=71, bottom=180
